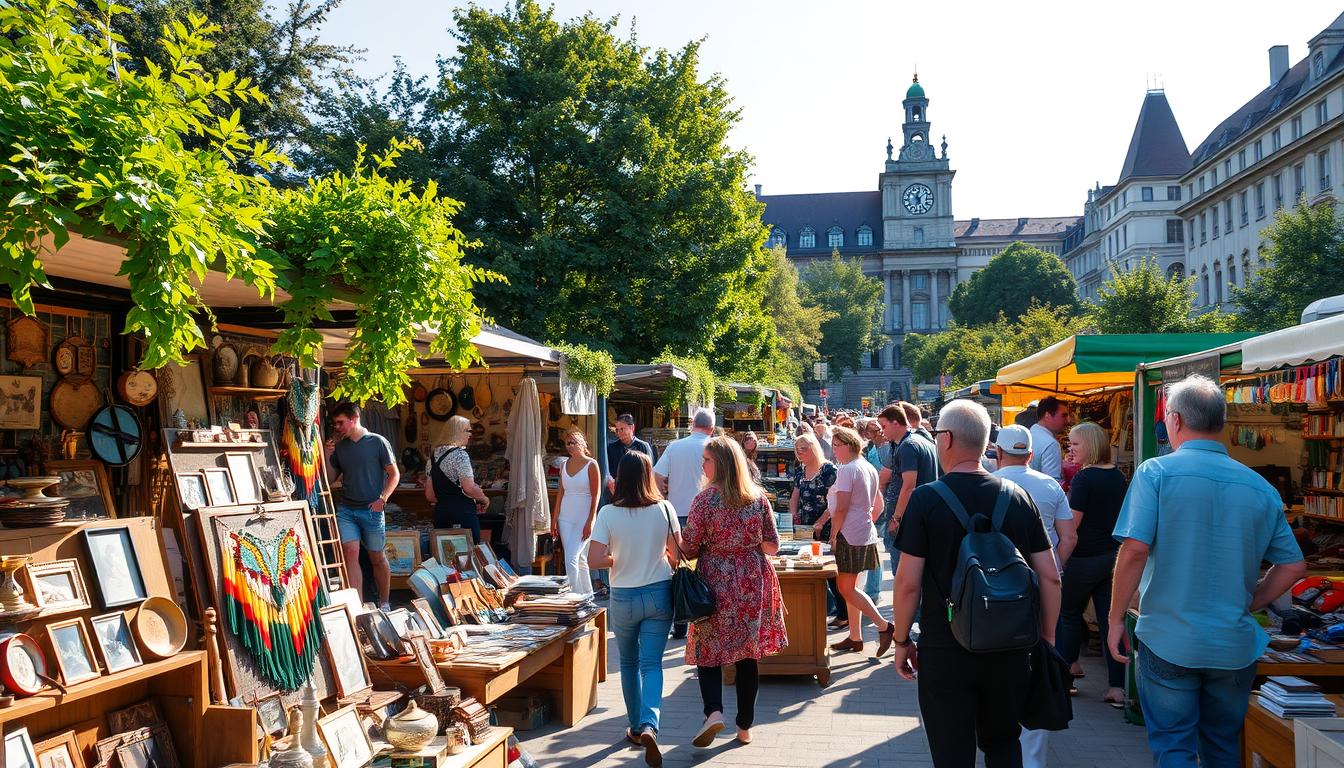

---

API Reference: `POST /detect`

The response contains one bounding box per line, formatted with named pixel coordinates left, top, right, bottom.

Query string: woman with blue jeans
left=587, top=451, right=681, bottom=767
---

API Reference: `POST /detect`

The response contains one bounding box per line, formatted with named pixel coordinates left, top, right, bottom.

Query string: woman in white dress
left=552, top=430, right=599, bottom=596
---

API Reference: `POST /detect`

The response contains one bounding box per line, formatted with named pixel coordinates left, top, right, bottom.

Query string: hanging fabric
left=285, top=377, right=322, bottom=498
left=221, top=525, right=327, bottom=691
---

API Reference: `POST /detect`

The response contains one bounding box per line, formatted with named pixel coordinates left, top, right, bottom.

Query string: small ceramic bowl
left=134, top=596, right=189, bottom=659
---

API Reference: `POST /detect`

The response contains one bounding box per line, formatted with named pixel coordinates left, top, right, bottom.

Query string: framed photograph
left=91, top=612, right=143, bottom=673
left=158, top=354, right=209, bottom=427
left=5, top=727, right=38, bottom=768
left=115, top=725, right=179, bottom=768
left=316, top=705, right=374, bottom=768
left=383, top=530, right=420, bottom=576
left=0, top=375, right=42, bottom=430
left=432, top=529, right=472, bottom=567
left=252, top=692, right=288, bottom=738
left=410, top=597, right=444, bottom=640
left=224, top=452, right=261, bottom=503
left=407, top=634, right=446, bottom=694
left=45, top=617, right=100, bottom=685
left=386, top=607, right=419, bottom=640
left=107, top=700, right=163, bottom=734
left=82, top=526, right=148, bottom=608
left=26, top=559, right=90, bottom=614
left=32, top=730, right=81, bottom=768
left=473, top=543, right=498, bottom=569
left=202, top=468, right=236, bottom=506
left=175, top=472, right=209, bottom=510
left=48, top=460, right=116, bottom=520
left=319, top=604, right=372, bottom=700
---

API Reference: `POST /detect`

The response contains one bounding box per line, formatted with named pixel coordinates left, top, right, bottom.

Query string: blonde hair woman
left=425, top=415, right=489, bottom=543
left=552, top=429, right=600, bottom=597
left=826, top=426, right=896, bottom=656
left=1059, top=421, right=1129, bottom=706
left=682, top=437, right=786, bottom=748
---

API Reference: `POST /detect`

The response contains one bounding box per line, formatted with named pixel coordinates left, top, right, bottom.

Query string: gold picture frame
left=25, top=559, right=90, bottom=615
left=44, top=617, right=100, bottom=685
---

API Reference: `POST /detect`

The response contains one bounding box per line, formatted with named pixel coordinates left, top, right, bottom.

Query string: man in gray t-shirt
left=325, top=402, right=399, bottom=608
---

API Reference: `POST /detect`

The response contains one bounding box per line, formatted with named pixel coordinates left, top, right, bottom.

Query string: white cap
left=995, top=424, right=1032, bottom=455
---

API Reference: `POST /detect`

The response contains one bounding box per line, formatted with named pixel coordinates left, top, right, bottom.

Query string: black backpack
left=929, top=479, right=1041, bottom=653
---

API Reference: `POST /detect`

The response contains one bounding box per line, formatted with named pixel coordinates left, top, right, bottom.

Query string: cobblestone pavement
left=518, top=569, right=1151, bottom=767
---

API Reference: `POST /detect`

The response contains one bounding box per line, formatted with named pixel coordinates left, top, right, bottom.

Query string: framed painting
left=252, top=692, right=288, bottom=738
left=114, top=725, right=179, bottom=768
left=224, top=452, right=261, bottom=503
left=319, top=604, right=371, bottom=701
left=0, top=375, right=42, bottom=430
left=5, top=727, right=38, bottom=768
left=316, top=705, right=373, bottom=768
left=407, top=634, right=445, bottom=694
left=81, top=526, right=148, bottom=609
left=48, top=460, right=116, bottom=519
left=158, top=355, right=210, bottom=427
left=202, top=468, right=236, bottom=507
left=26, top=559, right=90, bottom=615
left=45, top=617, right=100, bottom=685
left=432, top=528, right=472, bottom=567
left=383, top=530, right=420, bottom=576
left=90, top=612, right=143, bottom=674
left=175, top=472, right=208, bottom=510
left=32, top=730, right=80, bottom=768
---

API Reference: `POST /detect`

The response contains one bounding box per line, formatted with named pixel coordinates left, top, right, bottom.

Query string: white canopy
left=1240, top=314, right=1344, bottom=373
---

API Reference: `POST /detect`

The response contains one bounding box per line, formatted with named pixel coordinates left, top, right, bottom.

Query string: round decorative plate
left=426, top=388, right=456, bottom=421
left=49, top=378, right=104, bottom=430
left=0, top=633, right=47, bottom=695
left=53, top=344, right=76, bottom=377
left=134, top=596, right=188, bottom=659
left=115, top=370, right=158, bottom=407
left=88, top=404, right=143, bottom=466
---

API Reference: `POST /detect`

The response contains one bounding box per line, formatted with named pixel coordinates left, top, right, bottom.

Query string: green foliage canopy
left=758, top=247, right=834, bottom=387
left=904, top=304, right=1084, bottom=389
left=948, top=242, right=1080, bottom=326
left=1087, top=255, right=1237, bottom=333
left=799, top=251, right=886, bottom=377
left=1234, top=198, right=1344, bottom=331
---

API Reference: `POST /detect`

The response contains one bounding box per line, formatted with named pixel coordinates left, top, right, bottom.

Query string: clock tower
left=880, top=74, right=955, bottom=250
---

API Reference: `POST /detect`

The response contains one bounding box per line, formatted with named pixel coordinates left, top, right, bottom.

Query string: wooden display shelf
left=173, top=440, right=267, bottom=449
left=1302, top=513, right=1344, bottom=525
left=0, top=652, right=204, bottom=726
left=1305, top=435, right=1344, bottom=441
left=1244, top=692, right=1344, bottom=768
left=208, top=386, right=288, bottom=400
left=1306, top=487, right=1344, bottom=496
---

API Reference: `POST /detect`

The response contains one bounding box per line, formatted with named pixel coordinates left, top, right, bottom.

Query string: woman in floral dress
left=683, top=436, right=787, bottom=748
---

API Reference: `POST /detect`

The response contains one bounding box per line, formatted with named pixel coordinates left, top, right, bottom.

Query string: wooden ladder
left=307, top=458, right=348, bottom=592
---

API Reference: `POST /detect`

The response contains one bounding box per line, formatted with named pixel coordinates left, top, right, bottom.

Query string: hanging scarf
left=285, top=377, right=322, bottom=497
left=221, top=525, right=327, bottom=691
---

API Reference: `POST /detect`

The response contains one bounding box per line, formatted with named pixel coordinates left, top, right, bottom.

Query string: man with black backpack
left=890, top=399, right=1062, bottom=768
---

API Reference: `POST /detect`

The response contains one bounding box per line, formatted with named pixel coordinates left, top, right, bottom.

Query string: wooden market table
left=444, top=725, right=513, bottom=768
left=1243, top=693, right=1344, bottom=767
left=371, top=610, right=606, bottom=727
left=726, top=561, right=835, bottom=687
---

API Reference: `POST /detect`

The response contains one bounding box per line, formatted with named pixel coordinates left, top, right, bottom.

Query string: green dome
left=906, top=77, right=925, bottom=99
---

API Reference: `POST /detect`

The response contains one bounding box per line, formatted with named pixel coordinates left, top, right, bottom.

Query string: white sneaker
left=692, top=713, right=724, bottom=748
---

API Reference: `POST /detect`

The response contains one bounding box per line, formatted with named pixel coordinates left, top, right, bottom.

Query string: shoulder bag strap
left=661, top=501, right=688, bottom=565
left=990, top=481, right=1015, bottom=532
left=929, top=480, right=973, bottom=533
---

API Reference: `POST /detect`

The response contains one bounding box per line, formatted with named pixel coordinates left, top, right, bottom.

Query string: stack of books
left=506, top=575, right=570, bottom=596
left=510, top=593, right=598, bottom=625
left=1256, top=676, right=1337, bottom=718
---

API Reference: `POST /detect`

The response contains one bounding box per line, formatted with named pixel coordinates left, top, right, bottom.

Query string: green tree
left=905, top=304, right=1083, bottom=389
left=1234, top=198, right=1344, bottom=330
left=1086, top=255, right=1235, bottom=332
left=104, top=0, right=357, bottom=149
left=948, top=242, right=1080, bottom=325
left=800, top=251, right=886, bottom=376
left=758, top=247, right=834, bottom=387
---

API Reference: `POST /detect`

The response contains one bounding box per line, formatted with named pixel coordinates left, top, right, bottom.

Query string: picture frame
left=158, top=354, right=210, bottom=427
left=224, top=452, right=261, bottom=503
left=90, top=611, right=143, bottom=674
left=26, top=559, right=90, bottom=614
left=32, top=729, right=81, bottom=768
left=175, top=472, right=209, bottom=510
left=383, top=529, right=421, bottom=576
left=385, top=608, right=415, bottom=640
left=47, top=460, right=117, bottom=520
left=316, top=705, right=374, bottom=768
left=0, top=375, right=42, bottom=430
left=431, top=528, right=472, bottom=567
left=407, top=634, right=446, bottom=694
left=252, top=692, right=288, bottom=738
left=319, top=604, right=372, bottom=701
left=5, top=726, right=38, bottom=768
left=107, top=700, right=163, bottom=734
left=202, top=468, right=236, bottom=507
left=82, top=526, right=149, bottom=609
left=410, top=597, right=444, bottom=640
left=45, top=617, right=100, bottom=685
left=115, top=724, right=179, bottom=768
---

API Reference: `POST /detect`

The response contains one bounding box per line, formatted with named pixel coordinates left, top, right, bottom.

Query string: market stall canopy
left=319, top=324, right=563, bottom=367
left=611, top=363, right=688, bottom=400
left=994, top=333, right=1256, bottom=409
left=1240, top=314, right=1344, bottom=373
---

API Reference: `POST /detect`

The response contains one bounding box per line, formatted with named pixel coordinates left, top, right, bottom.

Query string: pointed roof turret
left=1117, top=90, right=1190, bottom=182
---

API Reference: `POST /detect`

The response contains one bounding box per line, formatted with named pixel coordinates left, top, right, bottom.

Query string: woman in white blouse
left=552, top=429, right=600, bottom=596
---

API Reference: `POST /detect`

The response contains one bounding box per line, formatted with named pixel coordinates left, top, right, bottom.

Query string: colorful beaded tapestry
left=222, top=526, right=327, bottom=691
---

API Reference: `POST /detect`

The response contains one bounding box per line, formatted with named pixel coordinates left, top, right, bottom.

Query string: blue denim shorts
left=336, top=503, right=385, bottom=551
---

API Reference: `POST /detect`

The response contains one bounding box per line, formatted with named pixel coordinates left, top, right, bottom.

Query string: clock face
left=903, top=184, right=934, bottom=215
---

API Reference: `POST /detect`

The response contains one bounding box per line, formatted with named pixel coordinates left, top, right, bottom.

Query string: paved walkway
left=518, top=571, right=1151, bottom=767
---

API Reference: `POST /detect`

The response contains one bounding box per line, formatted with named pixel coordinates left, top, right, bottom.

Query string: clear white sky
left=318, top=1, right=1340, bottom=219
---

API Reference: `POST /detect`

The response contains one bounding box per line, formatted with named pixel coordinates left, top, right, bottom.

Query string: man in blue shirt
left=1109, top=375, right=1304, bottom=767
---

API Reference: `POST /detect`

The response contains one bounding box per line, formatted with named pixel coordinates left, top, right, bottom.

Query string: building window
left=1214, top=263, right=1223, bottom=304
left=1294, top=162, right=1306, bottom=200
left=891, top=345, right=901, bottom=369
left=1319, top=100, right=1330, bottom=126
left=869, top=350, right=880, bottom=369
left=1255, top=182, right=1265, bottom=218
left=799, top=226, right=816, bottom=249
left=912, top=274, right=928, bottom=291
left=1166, top=219, right=1183, bottom=244
left=912, top=301, right=929, bottom=330
left=913, top=227, right=924, bottom=244
left=1316, top=51, right=1327, bottom=79
left=1239, top=191, right=1248, bottom=226
left=857, top=225, right=872, bottom=247
left=1212, top=208, right=1219, bottom=239
left=1167, top=185, right=1181, bottom=201
left=1141, top=186, right=1154, bottom=202
left=1122, top=190, right=1128, bottom=205
left=1254, top=139, right=1263, bottom=162
left=827, top=225, right=843, bottom=248
left=767, top=229, right=786, bottom=248
left=1168, top=263, right=1184, bottom=281
left=1272, top=128, right=1282, bottom=152
left=1238, top=150, right=1246, bottom=171
left=1201, top=271, right=1210, bottom=305
left=1224, top=200, right=1233, bottom=232
left=1292, top=116, right=1303, bottom=141
left=1187, top=219, right=1195, bottom=245
left=1321, top=150, right=1332, bottom=191
left=1122, top=225, right=1127, bottom=250
left=1199, top=212, right=1207, bottom=243
left=1224, top=159, right=1232, bottom=179
left=1228, top=259, right=1237, bottom=289
left=1211, top=167, right=1218, bottom=186
left=1273, top=173, right=1283, bottom=209
left=1199, top=176, right=1206, bottom=194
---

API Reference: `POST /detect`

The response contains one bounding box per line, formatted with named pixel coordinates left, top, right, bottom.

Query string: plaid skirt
left=834, top=531, right=880, bottom=574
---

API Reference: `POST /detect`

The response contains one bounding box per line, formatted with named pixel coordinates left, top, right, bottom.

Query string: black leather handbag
left=662, top=502, right=715, bottom=623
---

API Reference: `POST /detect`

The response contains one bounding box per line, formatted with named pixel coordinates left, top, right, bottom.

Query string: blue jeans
left=610, top=582, right=674, bottom=734
left=1136, top=642, right=1256, bottom=768
left=864, top=547, right=884, bottom=599
left=336, top=503, right=385, bottom=551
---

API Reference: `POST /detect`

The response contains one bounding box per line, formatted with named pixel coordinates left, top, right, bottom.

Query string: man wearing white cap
left=992, top=423, right=1077, bottom=768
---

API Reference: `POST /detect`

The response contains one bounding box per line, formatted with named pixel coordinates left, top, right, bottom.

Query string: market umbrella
left=505, top=377, right=550, bottom=569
